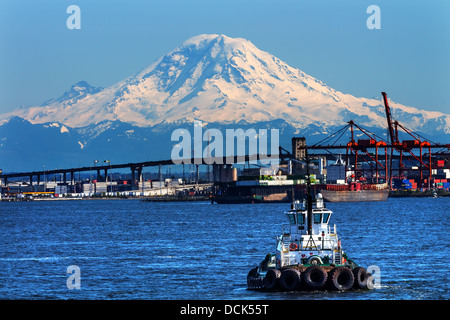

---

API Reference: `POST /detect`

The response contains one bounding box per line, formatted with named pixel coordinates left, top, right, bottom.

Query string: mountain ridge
left=1, top=33, right=448, bottom=135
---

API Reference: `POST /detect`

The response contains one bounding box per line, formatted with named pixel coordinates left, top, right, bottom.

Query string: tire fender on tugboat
left=352, top=266, right=369, bottom=289
left=263, top=269, right=281, bottom=291
left=302, top=265, right=327, bottom=290
left=247, top=267, right=258, bottom=289
left=280, top=268, right=302, bottom=291
left=327, top=267, right=354, bottom=291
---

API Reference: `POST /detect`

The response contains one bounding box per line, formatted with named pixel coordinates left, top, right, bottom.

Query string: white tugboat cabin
left=276, top=193, right=343, bottom=268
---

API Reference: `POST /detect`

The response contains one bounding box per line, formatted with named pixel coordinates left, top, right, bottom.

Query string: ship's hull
left=212, top=195, right=290, bottom=204
left=321, top=189, right=389, bottom=202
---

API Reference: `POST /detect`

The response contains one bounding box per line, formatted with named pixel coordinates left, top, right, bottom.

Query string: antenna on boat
left=305, top=147, right=313, bottom=236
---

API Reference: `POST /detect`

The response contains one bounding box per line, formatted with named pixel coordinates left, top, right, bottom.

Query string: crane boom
left=382, top=92, right=396, bottom=145
left=381, top=91, right=395, bottom=189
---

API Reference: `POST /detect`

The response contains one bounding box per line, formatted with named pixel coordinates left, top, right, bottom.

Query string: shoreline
left=1, top=195, right=212, bottom=202
left=2, top=191, right=450, bottom=202
left=389, top=190, right=450, bottom=198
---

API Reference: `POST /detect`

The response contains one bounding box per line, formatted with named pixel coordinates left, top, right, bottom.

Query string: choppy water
left=0, top=197, right=448, bottom=300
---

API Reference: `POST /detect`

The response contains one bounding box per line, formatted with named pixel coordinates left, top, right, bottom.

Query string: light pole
left=94, top=160, right=99, bottom=181
left=43, top=165, right=46, bottom=192
left=93, top=160, right=99, bottom=195
left=104, top=160, right=111, bottom=195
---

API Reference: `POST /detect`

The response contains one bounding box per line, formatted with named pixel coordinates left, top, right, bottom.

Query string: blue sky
left=0, top=0, right=448, bottom=114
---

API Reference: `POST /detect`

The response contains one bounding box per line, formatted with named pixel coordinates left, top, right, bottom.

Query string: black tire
left=280, top=268, right=302, bottom=291
left=303, top=265, right=327, bottom=290
left=328, top=267, right=354, bottom=291
left=247, top=267, right=258, bottom=289
left=307, top=256, right=323, bottom=265
left=263, top=269, right=281, bottom=291
left=352, top=267, right=368, bottom=289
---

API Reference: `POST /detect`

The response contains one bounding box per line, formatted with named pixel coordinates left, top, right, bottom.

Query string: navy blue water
left=0, top=198, right=448, bottom=300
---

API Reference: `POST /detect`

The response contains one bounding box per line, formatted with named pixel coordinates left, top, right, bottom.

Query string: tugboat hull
left=247, top=265, right=373, bottom=292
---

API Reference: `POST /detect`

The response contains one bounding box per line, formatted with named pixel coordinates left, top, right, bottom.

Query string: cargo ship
left=320, top=182, right=389, bottom=202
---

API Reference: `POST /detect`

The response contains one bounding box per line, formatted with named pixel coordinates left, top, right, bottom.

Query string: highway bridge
left=1, top=147, right=446, bottom=190
left=0, top=154, right=281, bottom=190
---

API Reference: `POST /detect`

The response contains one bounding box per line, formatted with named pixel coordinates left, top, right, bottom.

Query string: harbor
left=0, top=197, right=448, bottom=300
left=1, top=0, right=449, bottom=308
left=2, top=94, right=449, bottom=204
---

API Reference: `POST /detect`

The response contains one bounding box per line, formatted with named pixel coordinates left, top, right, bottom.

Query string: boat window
left=314, top=213, right=321, bottom=224
left=322, top=213, right=330, bottom=224
left=287, top=213, right=296, bottom=224
left=297, top=213, right=305, bottom=225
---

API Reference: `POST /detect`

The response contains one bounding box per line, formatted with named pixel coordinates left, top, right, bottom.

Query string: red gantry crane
left=292, top=92, right=450, bottom=191
left=382, top=92, right=433, bottom=189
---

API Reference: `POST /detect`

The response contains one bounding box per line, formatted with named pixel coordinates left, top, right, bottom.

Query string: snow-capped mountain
left=0, top=34, right=449, bottom=171
left=2, top=34, right=449, bottom=133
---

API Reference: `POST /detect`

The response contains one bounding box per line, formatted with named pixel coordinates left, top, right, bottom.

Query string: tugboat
left=247, top=150, right=374, bottom=292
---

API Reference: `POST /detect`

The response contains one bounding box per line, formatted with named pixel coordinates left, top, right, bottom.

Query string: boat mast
left=305, top=147, right=313, bottom=235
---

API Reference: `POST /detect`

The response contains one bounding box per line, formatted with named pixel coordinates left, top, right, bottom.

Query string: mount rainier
left=0, top=34, right=449, bottom=171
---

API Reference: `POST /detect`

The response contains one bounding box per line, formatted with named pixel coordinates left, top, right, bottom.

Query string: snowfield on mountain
left=1, top=34, right=448, bottom=135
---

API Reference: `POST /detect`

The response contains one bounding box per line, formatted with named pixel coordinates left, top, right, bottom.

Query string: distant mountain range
left=1, top=34, right=449, bottom=172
